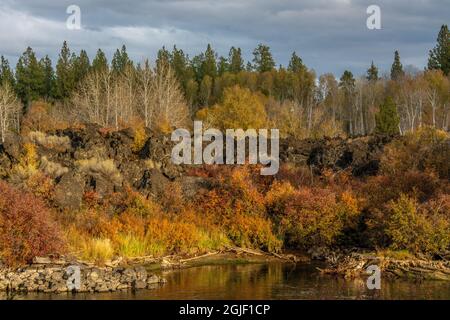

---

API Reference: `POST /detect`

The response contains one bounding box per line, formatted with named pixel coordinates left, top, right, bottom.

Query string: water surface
left=6, top=262, right=450, bottom=300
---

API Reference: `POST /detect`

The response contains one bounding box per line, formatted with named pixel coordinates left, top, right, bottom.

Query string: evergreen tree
left=156, top=46, right=171, bottom=72
left=40, top=55, right=55, bottom=100
left=428, top=24, right=450, bottom=75
left=391, top=50, right=404, bottom=80
left=201, top=44, right=217, bottom=79
left=339, top=70, right=355, bottom=90
left=170, top=46, right=188, bottom=81
left=246, top=61, right=253, bottom=72
left=0, top=56, right=15, bottom=87
left=375, top=96, right=400, bottom=134
left=287, top=51, right=305, bottom=73
left=73, top=49, right=90, bottom=84
left=339, top=70, right=356, bottom=134
left=217, top=56, right=229, bottom=76
left=252, top=44, right=275, bottom=72
left=228, top=47, right=244, bottom=73
left=366, top=61, right=379, bottom=81
left=191, top=53, right=204, bottom=81
left=55, top=41, right=75, bottom=100
left=92, top=49, right=108, bottom=72
left=112, top=45, right=132, bottom=74
left=15, top=47, right=45, bottom=106
left=170, top=46, right=196, bottom=97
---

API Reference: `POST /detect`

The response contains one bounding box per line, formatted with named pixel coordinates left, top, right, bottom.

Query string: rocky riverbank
left=0, top=256, right=166, bottom=293
left=316, top=250, right=450, bottom=281
left=2, top=247, right=450, bottom=295
left=0, top=248, right=295, bottom=294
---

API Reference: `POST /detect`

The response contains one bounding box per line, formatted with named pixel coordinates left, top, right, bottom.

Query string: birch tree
left=0, top=82, right=21, bottom=142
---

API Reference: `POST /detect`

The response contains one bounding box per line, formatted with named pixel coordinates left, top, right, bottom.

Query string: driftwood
left=229, top=247, right=264, bottom=256
left=179, top=251, right=220, bottom=263
left=319, top=253, right=450, bottom=281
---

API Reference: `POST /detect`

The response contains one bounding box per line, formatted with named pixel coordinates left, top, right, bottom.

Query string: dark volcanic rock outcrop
left=0, top=125, right=394, bottom=210
left=280, top=135, right=393, bottom=176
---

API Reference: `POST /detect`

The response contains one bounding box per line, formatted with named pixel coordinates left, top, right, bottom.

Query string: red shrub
left=0, top=181, right=64, bottom=266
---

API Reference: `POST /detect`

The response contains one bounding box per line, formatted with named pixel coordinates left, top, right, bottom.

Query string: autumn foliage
left=0, top=128, right=449, bottom=266
left=0, top=181, right=64, bottom=266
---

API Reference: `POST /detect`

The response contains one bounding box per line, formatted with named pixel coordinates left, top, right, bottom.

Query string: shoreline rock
left=0, top=258, right=166, bottom=293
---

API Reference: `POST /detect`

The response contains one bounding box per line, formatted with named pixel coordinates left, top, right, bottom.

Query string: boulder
left=54, top=172, right=85, bottom=210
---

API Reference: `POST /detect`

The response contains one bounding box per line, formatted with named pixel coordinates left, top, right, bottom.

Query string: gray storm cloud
left=0, top=0, right=448, bottom=76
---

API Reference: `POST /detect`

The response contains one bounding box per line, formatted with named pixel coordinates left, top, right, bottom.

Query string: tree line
left=0, top=25, right=449, bottom=140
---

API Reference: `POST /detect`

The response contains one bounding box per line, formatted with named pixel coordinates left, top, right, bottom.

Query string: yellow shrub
left=386, top=194, right=450, bottom=254
left=12, top=142, right=38, bottom=179
left=132, top=126, right=148, bottom=152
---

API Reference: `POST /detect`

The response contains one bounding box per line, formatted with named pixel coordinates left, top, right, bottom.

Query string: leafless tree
left=0, top=82, right=21, bottom=142
left=149, top=62, right=189, bottom=131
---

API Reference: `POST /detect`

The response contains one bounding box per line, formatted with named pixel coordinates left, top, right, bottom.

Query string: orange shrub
left=21, top=101, right=72, bottom=135
left=266, top=181, right=360, bottom=249
left=0, top=181, right=64, bottom=266
left=195, top=166, right=281, bottom=252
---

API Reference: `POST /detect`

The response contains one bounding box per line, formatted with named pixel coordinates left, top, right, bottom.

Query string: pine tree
left=339, top=70, right=356, bottom=135
left=73, top=49, right=90, bottom=84
left=391, top=50, right=404, bottom=80
left=228, top=47, right=244, bottom=73
left=55, top=41, right=75, bottom=100
left=339, top=70, right=355, bottom=90
left=288, top=51, right=305, bottom=73
left=252, top=44, right=275, bottom=72
left=0, top=56, right=15, bottom=87
left=201, top=44, right=217, bottom=79
left=366, top=61, right=379, bottom=81
left=40, top=55, right=55, bottom=100
left=217, top=56, right=229, bottom=76
left=92, top=49, right=108, bottom=72
left=15, top=47, right=45, bottom=106
left=375, top=97, right=400, bottom=134
left=428, top=24, right=450, bottom=75
left=170, top=46, right=188, bottom=81
left=156, top=46, right=171, bottom=73
left=112, top=45, right=132, bottom=74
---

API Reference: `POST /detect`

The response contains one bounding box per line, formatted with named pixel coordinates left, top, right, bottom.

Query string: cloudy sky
left=0, top=0, right=448, bottom=76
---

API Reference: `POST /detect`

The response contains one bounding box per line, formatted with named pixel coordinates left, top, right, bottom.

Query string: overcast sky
left=0, top=0, right=448, bottom=76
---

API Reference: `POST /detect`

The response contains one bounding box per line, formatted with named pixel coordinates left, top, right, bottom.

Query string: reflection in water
left=5, top=262, right=450, bottom=300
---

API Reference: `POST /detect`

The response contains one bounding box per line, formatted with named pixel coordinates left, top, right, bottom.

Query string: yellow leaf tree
left=196, top=85, right=268, bottom=130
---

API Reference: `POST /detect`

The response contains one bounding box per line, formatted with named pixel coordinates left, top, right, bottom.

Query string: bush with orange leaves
left=20, top=101, right=73, bottom=135
left=63, top=186, right=230, bottom=261
left=0, top=181, right=64, bottom=266
left=195, top=166, right=281, bottom=252
left=265, top=181, right=360, bottom=249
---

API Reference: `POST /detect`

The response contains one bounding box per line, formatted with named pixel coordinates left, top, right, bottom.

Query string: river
left=5, top=262, right=450, bottom=300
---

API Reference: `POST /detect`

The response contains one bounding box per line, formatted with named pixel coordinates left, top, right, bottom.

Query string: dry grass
left=39, top=156, right=69, bottom=178
left=28, top=131, right=71, bottom=152
left=77, top=158, right=123, bottom=185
